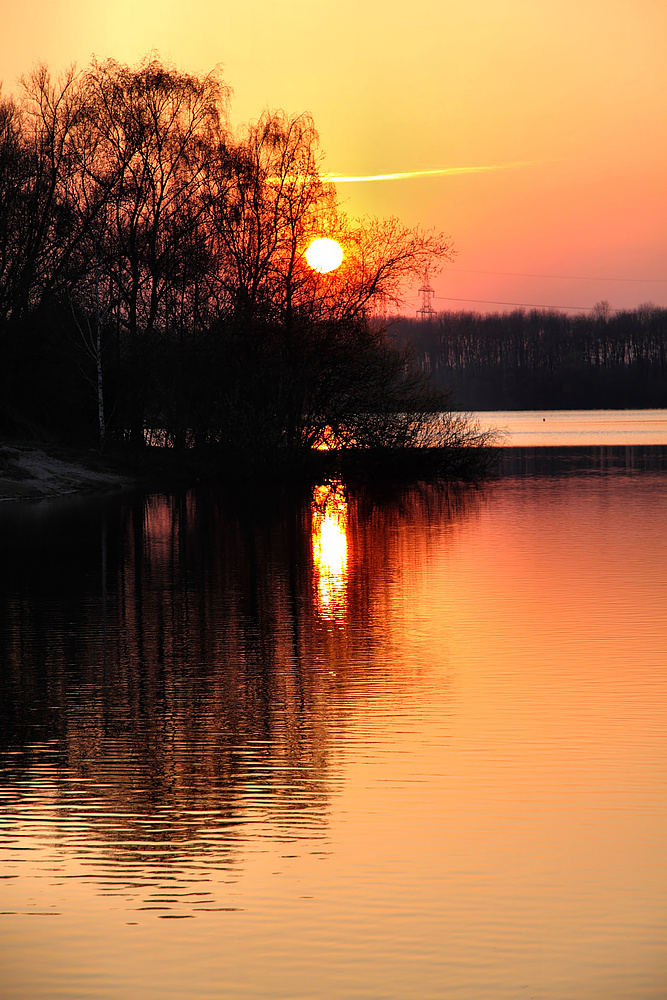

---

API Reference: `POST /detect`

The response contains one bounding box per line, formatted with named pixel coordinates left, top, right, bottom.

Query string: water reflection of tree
left=0, top=481, right=482, bottom=877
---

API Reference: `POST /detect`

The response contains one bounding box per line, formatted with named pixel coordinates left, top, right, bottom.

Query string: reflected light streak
left=311, top=483, right=349, bottom=619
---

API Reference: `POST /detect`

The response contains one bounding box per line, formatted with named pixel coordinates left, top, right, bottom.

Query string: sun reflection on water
left=311, top=482, right=349, bottom=618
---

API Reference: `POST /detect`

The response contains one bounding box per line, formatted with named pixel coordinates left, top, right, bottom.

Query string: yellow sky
left=1, top=0, right=665, bottom=312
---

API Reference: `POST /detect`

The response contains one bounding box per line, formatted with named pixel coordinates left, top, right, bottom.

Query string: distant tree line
left=0, top=56, right=482, bottom=471
left=391, top=305, right=667, bottom=410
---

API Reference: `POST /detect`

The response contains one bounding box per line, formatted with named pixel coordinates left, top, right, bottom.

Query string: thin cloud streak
left=323, top=162, right=537, bottom=183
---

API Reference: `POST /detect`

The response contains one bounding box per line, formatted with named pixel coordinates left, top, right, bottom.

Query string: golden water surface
left=0, top=462, right=665, bottom=998
left=476, top=408, right=667, bottom=446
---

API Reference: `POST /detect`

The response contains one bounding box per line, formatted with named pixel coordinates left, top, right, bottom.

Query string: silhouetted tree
left=0, top=67, right=97, bottom=432
left=193, top=107, right=458, bottom=463
left=2, top=54, right=487, bottom=469
left=75, top=57, right=229, bottom=443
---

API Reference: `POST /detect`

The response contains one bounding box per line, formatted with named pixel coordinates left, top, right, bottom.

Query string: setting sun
left=305, top=238, right=344, bottom=273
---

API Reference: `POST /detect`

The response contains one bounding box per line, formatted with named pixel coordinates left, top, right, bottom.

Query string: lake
left=1, top=434, right=666, bottom=998
left=474, top=408, right=667, bottom=446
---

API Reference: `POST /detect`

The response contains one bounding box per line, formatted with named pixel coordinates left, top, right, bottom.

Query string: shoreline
left=2, top=437, right=666, bottom=504
left=0, top=438, right=495, bottom=501
left=0, top=442, right=134, bottom=502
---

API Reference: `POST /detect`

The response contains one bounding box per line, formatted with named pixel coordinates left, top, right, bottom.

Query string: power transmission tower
left=417, top=272, right=435, bottom=320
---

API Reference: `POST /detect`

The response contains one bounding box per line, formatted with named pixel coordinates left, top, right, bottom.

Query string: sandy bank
left=0, top=443, right=133, bottom=502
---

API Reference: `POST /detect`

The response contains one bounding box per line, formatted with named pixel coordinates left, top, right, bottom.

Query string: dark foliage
left=0, top=58, right=505, bottom=479
left=391, top=307, right=667, bottom=410
left=0, top=57, right=486, bottom=477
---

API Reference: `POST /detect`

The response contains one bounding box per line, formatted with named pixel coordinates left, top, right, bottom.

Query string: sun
left=305, top=238, right=344, bottom=273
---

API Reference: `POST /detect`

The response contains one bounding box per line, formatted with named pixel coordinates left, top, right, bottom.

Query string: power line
left=417, top=272, right=436, bottom=320
left=405, top=294, right=594, bottom=312
left=452, top=268, right=667, bottom=283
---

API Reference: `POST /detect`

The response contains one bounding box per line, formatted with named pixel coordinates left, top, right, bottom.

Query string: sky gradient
left=1, top=0, right=665, bottom=313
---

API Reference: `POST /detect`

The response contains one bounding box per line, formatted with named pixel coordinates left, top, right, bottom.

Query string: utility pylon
left=417, top=272, right=435, bottom=320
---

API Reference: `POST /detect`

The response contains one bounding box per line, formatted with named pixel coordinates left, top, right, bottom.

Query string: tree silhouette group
left=0, top=56, right=461, bottom=469
left=391, top=306, right=667, bottom=411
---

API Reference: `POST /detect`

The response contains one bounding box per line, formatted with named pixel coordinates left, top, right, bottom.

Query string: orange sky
left=1, top=0, right=665, bottom=313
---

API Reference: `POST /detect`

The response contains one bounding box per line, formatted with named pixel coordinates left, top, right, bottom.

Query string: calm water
left=1, top=452, right=666, bottom=998
left=475, top=408, right=667, bottom=446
